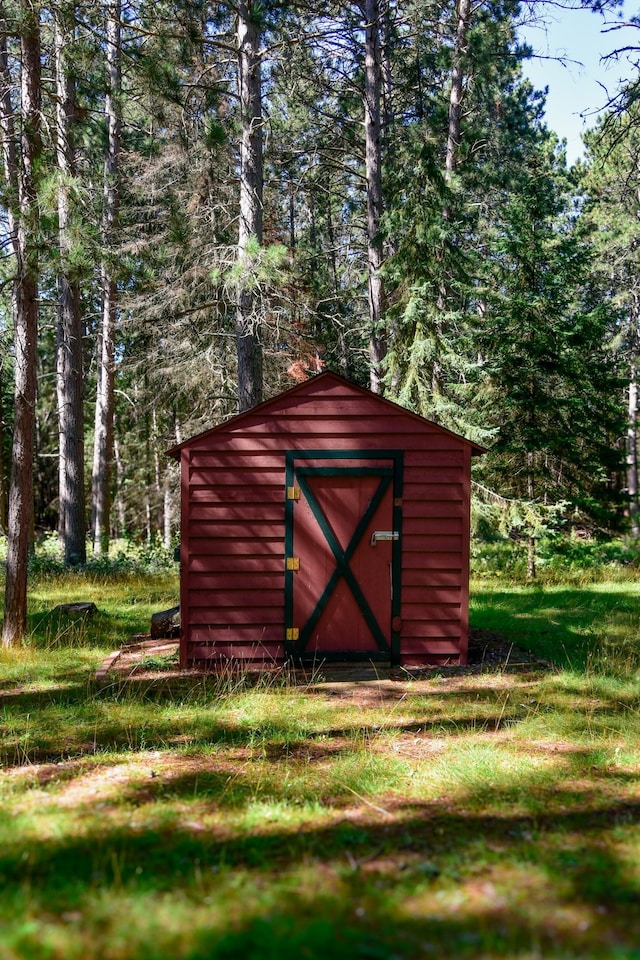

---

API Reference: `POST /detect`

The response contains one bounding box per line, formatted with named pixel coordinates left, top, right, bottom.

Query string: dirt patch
left=95, top=638, right=183, bottom=683
left=96, top=628, right=547, bottom=689
left=467, top=628, right=543, bottom=668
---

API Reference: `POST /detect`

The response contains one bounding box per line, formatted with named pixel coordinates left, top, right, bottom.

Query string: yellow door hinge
left=286, top=556, right=300, bottom=571
left=286, top=627, right=299, bottom=642
left=287, top=486, right=300, bottom=500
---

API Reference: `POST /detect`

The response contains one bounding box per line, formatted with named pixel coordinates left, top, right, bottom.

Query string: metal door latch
left=370, top=531, right=400, bottom=546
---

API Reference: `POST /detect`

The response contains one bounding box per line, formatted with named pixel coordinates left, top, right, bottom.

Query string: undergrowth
left=471, top=533, right=640, bottom=584
left=0, top=533, right=178, bottom=576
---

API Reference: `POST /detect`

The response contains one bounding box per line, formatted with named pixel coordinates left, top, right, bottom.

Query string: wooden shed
left=168, top=372, right=483, bottom=669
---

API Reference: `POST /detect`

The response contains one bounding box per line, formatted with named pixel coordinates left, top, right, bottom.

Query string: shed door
left=285, top=454, right=402, bottom=662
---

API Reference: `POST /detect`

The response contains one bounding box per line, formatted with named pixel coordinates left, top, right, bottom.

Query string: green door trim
left=294, top=468, right=392, bottom=655
left=284, top=450, right=404, bottom=664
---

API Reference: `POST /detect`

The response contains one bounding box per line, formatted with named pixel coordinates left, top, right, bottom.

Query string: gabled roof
left=167, top=371, right=486, bottom=458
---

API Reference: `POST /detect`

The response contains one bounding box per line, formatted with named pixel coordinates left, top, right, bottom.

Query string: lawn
left=1, top=566, right=639, bottom=959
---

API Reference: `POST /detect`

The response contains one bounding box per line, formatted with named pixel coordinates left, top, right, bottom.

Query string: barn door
left=285, top=452, right=403, bottom=663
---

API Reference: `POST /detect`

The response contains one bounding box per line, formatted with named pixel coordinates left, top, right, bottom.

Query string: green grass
left=1, top=567, right=640, bottom=958
left=471, top=579, right=640, bottom=673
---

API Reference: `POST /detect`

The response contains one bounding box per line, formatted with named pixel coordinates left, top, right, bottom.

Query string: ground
left=97, top=628, right=546, bottom=692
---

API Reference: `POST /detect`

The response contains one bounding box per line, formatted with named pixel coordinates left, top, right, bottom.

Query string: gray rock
left=150, top=605, right=181, bottom=639
left=53, top=601, right=98, bottom=618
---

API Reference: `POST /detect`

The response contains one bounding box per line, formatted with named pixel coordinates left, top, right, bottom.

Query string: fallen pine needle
left=342, top=783, right=393, bottom=817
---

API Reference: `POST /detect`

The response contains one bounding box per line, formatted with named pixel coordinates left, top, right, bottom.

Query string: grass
left=471, top=579, right=640, bottom=672
left=1, top=562, right=640, bottom=958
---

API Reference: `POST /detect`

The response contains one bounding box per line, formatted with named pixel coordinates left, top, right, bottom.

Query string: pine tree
left=478, top=130, right=624, bottom=563
left=91, top=0, right=121, bottom=556
left=1, top=0, right=43, bottom=645
left=579, top=102, right=640, bottom=535
left=54, top=0, right=86, bottom=566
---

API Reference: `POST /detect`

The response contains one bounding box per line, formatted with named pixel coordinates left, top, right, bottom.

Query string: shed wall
left=180, top=380, right=472, bottom=667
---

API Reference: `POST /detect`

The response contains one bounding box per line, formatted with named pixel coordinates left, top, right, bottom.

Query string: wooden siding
left=177, top=373, right=478, bottom=667
left=180, top=444, right=286, bottom=666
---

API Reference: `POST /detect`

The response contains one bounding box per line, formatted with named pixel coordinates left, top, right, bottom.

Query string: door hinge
left=286, top=627, right=299, bottom=642
left=287, top=486, right=300, bottom=500
left=286, top=556, right=300, bottom=571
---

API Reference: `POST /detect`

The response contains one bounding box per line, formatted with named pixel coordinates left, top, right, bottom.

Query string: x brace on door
left=293, top=467, right=393, bottom=655
left=284, top=450, right=404, bottom=663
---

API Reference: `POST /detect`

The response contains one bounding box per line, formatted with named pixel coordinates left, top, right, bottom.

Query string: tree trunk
left=113, top=425, right=126, bottom=536
left=527, top=451, right=536, bottom=580
left=1, top=3, right=42, bottom=646
left=145, top=498, right=152, bottom=544
left=627, top=356, right=639, bottom=536
left=55, top=6, right=86, bottom=566
left=152, top=405, right=164, bottom=533
left=0, top=365, right=7, bottom=533
left=433, top=0, right=471, bottom=397
left=445, top=0, right=471, bottom=190
left=163, top=472, right=172, bottom=550
left=236, top=0, right=263, bottom=412
left=91, top=0, right=121, bottom=555
left=364, top=0, right=386, bottom=394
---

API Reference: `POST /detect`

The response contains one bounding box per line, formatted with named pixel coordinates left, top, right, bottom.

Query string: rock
left=53, top=602, right=98, bottom=618
left=150, top=605, right=180, bottom=639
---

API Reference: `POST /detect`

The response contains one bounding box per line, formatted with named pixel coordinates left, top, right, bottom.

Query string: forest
left=4, top=4, right=640, bottom=956
left=1, top=0, right=640, bottom=644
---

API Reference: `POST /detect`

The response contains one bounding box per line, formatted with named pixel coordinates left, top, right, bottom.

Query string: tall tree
left=236, top=0, right=264, bottom=410
left=1, top=0, right=42, bottom=645
left=55, top=1, right=86, bottom=565
left=384, top=0, right=530, bottom=432
left=0, top=351, right=8, bottom=532
left=479, top=131, right=623, bottom=566
left=580, top=104, right=640, bottom=536
left=363, top=0, right=386, bottom=393
left=91, top=0, right=121, bottom=554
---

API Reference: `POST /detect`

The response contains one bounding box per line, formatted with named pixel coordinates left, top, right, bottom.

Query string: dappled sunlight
left=0, top=648, right=101, bottom=692
left=2, top=610, right=640, bottom=959
left=397, top=858, right=627, bottom=955
left=471, top=581, right=640, bottom=676
left=2, top=780, right=640, bottom=958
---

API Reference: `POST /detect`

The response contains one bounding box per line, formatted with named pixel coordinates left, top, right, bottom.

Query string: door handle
left=370, top=531, right=400, bottom=546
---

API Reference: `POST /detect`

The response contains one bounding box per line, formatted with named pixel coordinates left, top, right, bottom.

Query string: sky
left=518, top=2, right=640, bottom=164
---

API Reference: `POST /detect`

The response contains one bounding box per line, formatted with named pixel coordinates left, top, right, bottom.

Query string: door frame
left=284, top=449, right=404, bottom=664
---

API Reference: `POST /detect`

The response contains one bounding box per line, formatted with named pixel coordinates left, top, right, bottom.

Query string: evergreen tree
left=478, top=130, right=624, bottom=567
left=54, top=0, right=87, bottom=566
left=1, top=0, right=43, bottom=645
left=579, top=101, right=640, bottom=535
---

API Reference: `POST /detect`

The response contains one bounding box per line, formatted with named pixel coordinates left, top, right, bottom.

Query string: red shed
left=168, top=372, right=483, bottom=669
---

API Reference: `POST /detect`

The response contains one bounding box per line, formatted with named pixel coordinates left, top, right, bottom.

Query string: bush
left=471, top=533, right=640, bottom=582
left=0, top=534, right=178, bottom=579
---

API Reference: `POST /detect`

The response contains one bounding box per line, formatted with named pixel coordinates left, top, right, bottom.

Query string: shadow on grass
left=3, top=641, right=640, bottom=957
left=25, top=607, right=154, bottom=652
left=2, top=667, right=639, bottom=767
left=1, top=784, right=640, bottom=958
left=470, top=586, right=640, bottom=669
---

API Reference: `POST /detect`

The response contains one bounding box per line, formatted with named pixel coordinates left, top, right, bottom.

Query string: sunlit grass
left=471, top=579, right=640, bottom=672
left=1, top=569, right=640, bottom=958
left=24, top=569, right=179, bottom=654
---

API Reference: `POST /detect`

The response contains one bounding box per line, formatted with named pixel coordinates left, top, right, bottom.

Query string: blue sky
left=518, top=2, right=639, bottom=163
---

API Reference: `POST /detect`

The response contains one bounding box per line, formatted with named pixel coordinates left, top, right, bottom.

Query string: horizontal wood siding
left=183, top=444, right=286, bottom=664
left=189, top=627, right=283, bottom=644
left=189, top=643, right=285, bottom=662
left=179, top=375, right=475, bottom=667
left=399, top=440, right=469, bottom=666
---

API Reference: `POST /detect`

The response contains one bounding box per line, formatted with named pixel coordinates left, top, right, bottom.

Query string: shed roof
left=167, top=371, right=485, bottom=458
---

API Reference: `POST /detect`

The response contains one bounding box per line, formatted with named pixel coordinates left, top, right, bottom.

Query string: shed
left=168, top=372, right=484, bottom=669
